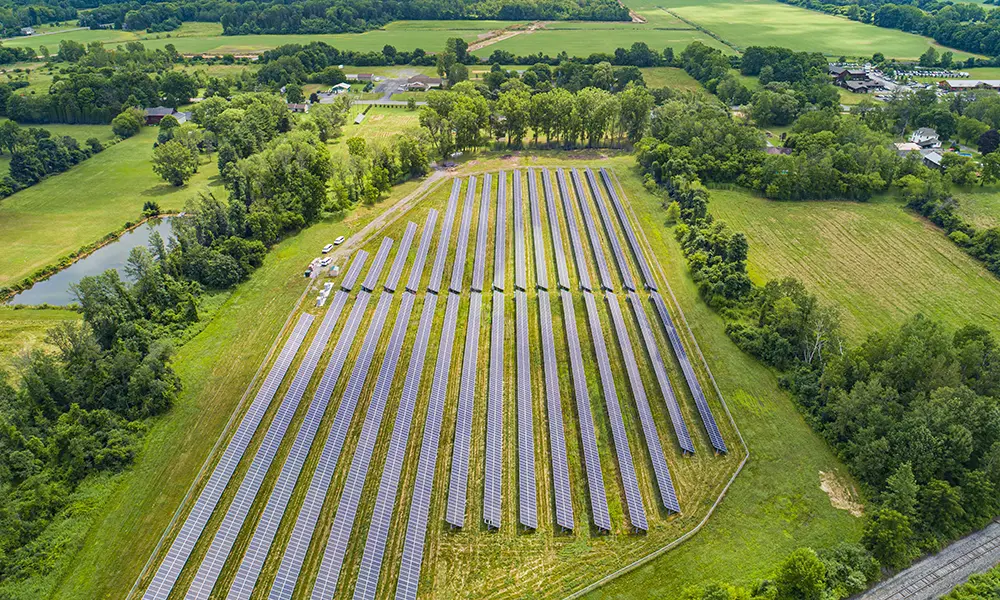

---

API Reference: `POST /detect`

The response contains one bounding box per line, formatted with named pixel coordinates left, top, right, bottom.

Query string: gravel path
left=859, top=521, right=1000, bottom=600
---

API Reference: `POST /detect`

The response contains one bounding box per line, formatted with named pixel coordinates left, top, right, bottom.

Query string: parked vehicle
left=334, top=236, right=346, bottom=245
left=322, top=243, right=334, bottom=253
left=320, top=257, right=332, bottom=267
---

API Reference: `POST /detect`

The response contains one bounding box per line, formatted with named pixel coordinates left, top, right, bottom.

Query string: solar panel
left=585, top=168, right=635, bottom=292
left=605, top=294, right=680, bottom=514
left=570, top=168, right=614, bottom=292
left=311, top=289, right=416, bottom=599
left=537, top=292, right=574, bottom=531
left=650, top=293, right=727, bottom=454
left=541, top=169, right=570, bottom=291
left=627, top=291, right=694, bottom=455
left=341, top=250, right=369, bottom=292
left=555, top=169, right=591, bottom=292
left=384, top=222, right=416, bottom=292
left=514, top=289, right=537, bottom=529
left=493, top=171, right=507, bottom=292
left=558, top=290, right=610, bottom=532
left=449, top=176, right=477, bottom=294
left=445, top=291, right=481, bottom=528
left=396, top=292, right=461, bottom=600
left=428, top=178, right=462, bottom=294
left=471, top=174, right=492, bottom=293
left=406, top=210, right=439, bottom=294
left=484, top=290, right=505, bottom=529
left=599, top=168, right=657, bottom=291
left=513, top=170, right=527, bottom=292
left=581, top=291, right=647, bottom=532
left=363, top=237, right=395, bottom=292
left=142, top=315, right=313, bottom=600
left=527, top=169, right=549, bottom=291
left=352, top=290, right=439, bottom=600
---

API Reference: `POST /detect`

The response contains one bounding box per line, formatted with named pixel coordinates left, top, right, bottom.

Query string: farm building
left=406, top=75, right=444, bottom=91
left=939, top=79, right=1000, bottom=91
left=143, top=107, right=178, bottom=125
left=829, top=66, right=883, bottom=93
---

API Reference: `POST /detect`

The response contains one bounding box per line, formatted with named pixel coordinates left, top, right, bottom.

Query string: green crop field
left=952, top=187, right=1000, bottom=230
left=471, top=26, right=735, bottom=57
left=0, top=127, right=222, bottom=288
left=0, top=307, right=80, bottom=375
left=707, top=189, right=1000, bottom=340
left=640, top=67, right=704, bottom=92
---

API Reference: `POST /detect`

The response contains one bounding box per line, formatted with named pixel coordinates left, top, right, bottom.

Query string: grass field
left=0, top=307, right=80, bottom=375
left=0, top=127, right=222, bottom=288
left=952, top=187, right=1000, bottom=230
left=708, top=189, right=1000, bottom=340
left=471, top=26, right=735, bottom=58
left=639, top=67, right=704, bottom=92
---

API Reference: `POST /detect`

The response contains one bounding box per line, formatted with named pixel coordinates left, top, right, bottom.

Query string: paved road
left=860, top=521, right=1000, bottom=600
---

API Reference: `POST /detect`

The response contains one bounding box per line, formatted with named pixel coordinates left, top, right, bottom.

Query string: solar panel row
left=449, top=176, right=477, bottom=294
left=362, top=237, right=395, bottom=292
left=142, top=314, right=314, bottom=600
left=526, top=169, right=549, bottom=291
left=598, top=168, right=657, bottom=291
left=650, top=293, right=728, bottom=454
left=514, top=289, right=537, bottom=529
left=626, top=291, right=694, bottom=455
left=581, top=291, right=648, bottom=532
left=406, top=210, right=439, bottom=294
left=353, top=290, right=439, bottom=600
left=555, top=168, right=592, bottom=292
left=311, top=289, right=416, bottom=599
left=384, top=222, right=417, bottom=292
left=428, top=178, right=462, bottom=294
left=471, top=173, right=492, bottom=293
left=484, top=289, right=504, bottom=529
left=513, top=170, right=527, bottom=292
left=396, top=292, right=461, bottom=600
left=570, top=168, right=614, bottom=292
left=605, top=294, right=681, bottom=514
left=542, top=169, right=571, bottom=291
left=537, top=293, right=574, bottom=531
left=493, top=171, right=507, bottom=292
left=558, top=290, right=611, bottom=532
left=584, top=168, right=635, bottom=292
left=445, top=291, right=481, bottom=528
left=341, top=250, right=369, bottom=292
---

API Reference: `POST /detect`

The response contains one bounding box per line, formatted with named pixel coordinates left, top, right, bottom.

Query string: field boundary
left=658, top=7, right=742, bottom=53
left=561, top=168, right=750, bottom=600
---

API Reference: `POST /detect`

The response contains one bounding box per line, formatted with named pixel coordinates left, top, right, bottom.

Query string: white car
left=320, top=257, right=332, bottom=267
left=333, top=236, right=346, bottom=245
left=322, top=243, right=334, bottom=253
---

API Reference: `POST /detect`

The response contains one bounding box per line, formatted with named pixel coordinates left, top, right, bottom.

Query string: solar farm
left=136, top=166, right=743, bottom=600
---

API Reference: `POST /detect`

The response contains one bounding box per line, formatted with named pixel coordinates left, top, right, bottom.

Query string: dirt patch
left=820, top=471, right=864, bottom=517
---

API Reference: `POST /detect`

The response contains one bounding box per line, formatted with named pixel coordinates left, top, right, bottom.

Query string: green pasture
left=472, top=26, right=735, bottom=57
left=640, top=67, right=704, bottom=92
left=951, top=187, right=1000, bottom=229
left=0, top=307, right=80, bottom=375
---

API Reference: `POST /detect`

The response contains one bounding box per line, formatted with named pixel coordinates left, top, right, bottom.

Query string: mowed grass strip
left=0, top=127, right=222, bottom=288
left=708, top=189, right=1000, bottom=340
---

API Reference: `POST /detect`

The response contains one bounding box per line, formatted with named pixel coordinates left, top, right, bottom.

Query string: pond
left=7, top=218, right=175, bottom=306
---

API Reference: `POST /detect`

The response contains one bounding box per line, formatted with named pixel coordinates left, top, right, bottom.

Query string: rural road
left=859, top=520, right=1000, bottom=600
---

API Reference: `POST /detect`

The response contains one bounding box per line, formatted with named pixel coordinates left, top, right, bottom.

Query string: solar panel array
left=142, top=315, right=313, bottom=600
left=514, top=289, right=537, bottom=529
left=598, top=167, right=657, bottom=291
left=226, top=257, right=371, bottom=600
left=513, top=170, right=527, bottom=292
left=385, top=222, right=417, bottom=292
left=493, top=171, right=507, bottom=292
left=396, top=292, right=461, bottom=600
left=363, top=237, right=394, bottom=293
left=428, top=178, right=462, bottom=294
left=559, top=290, right=611, bottom=532
left=651, top=293, right=728, bottom=454
left=268, top=242, right=398, bottom=600
left=445, top=290, right=480, bottom=528
left=570, top=168, right=614, bottom=292
left=582, top=292, right=648, bottom=532
left=450, top=176, right=477, bottom=294
left=526, top=169, right=549, bottom=291
left=406, top=211, right=439, bottom=294
left=605, top=294, right=680, bottom=514
left=537, top=292, right=574, bottom=530
left=341, top=250, right=369, bottom=292
left=542, top=169, right=571, bottom=291
left=471, top=173, right=492, bottom=293
left=585, top=168, right=635, bottom=292
left=556, top=169, right=591, bottom=292
left=627, top=291, right=694, bottom=455
left=484, top=289, right=505, bottom=529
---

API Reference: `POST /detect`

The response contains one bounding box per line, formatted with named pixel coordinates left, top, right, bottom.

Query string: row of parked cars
left=304, top=235, right=346, bottom=277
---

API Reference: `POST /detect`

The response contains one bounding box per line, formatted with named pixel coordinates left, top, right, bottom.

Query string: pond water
left=8, top=218, right=175, bottom=306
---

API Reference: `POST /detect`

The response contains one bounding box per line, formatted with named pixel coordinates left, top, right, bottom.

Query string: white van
left=333, top=236, right=346, bottom=245
left=322, top=243, right=334, bottom=253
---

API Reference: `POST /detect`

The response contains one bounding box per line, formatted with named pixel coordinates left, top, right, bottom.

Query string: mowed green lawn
left=0, top=127, right=222, bottom=288
left=708, top=189, right=1000, bottom=340
left=952, top=186, right=1000, bottom=229
left=0, top=307, right=80, bottom=374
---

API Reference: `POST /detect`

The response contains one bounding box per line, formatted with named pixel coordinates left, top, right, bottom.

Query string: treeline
left=0, top=45, right=37, bottom=66
left=0, top=4, right=75, bottom=36
left=0, top=121, right=104, bottom=198
left=776, top=0, right=1000, bottom=58
left=78, top=0, right=227, bottom=32
left=945, top=562, right=1000, bottom=599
